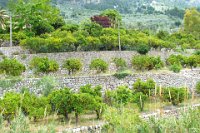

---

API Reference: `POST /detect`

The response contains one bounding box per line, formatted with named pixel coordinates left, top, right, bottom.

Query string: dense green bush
left=29, top=57, right=59, bottom=73
left=48, top=88, right=74, bottom=121
left=0, top=91, right=50, bottom=123
left=136, top=44, right=150, bottom=55
left=104, top=86, right=133, bottom=106
left=113, top=58, right=127, bottom=71
left=194, top=50, right=200, bottom=55
left=60, top=23, right=79, bottom=32
left=22, top=92, right=50, bottom=121
left=169, top=63, right=182, bottom=73
left=113, top=70, right=131, bottom=79
left=195, top=81, right=200, bottom=94
left=49, top=85, right=104, bottom=124
left=0, top=92, right=21, bottom=123
left=17, top=25, right=200, bottom=53
left=20, top=32, right=77, bottom=53
left=72, top=93, right=95, bottom=124
left=187, top=55, right=198, bottom=69
left=0, top=58, right=25, bottom=76
left=162, top=87, right=188, bottom=105
left=167, top=54, right=199, bottom=69
left=80, top=85, right=105, bottom=119
left=63, top=58, right=82, bottom=75
left=90, top=58, right=108, bottom=73
left=113, top=86, right=132, bottom=105
left=166, top=54, right=187, bottom=66
left=133, top=79, right=155, bottom=95
left=132, top=55, right=163, bottom=71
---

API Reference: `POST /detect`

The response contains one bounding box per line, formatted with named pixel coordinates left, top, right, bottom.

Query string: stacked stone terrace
left=0, top=46, right=199, bottom=96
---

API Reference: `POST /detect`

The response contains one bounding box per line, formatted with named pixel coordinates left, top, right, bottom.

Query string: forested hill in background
left=0, top=0, right=200, bottom=31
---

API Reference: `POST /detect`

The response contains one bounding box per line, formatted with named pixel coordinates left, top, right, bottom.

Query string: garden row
left=0, top=78, right=196, bottom=125
left=1, top=53, right=200, bottom=76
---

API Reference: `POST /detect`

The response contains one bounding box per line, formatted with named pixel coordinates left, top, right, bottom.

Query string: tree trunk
left=65, top=112, right=69, bottom=121
left=7, top=117, right=11, bottom=125
left=34, top=116, right=37, bottom=122
left=95, top=110, right=100, bottom=119
left=75, top=112, right=79, bottom=125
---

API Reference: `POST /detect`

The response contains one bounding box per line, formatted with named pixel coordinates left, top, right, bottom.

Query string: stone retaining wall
left=1, top=71, right=200, bottom=96
left=59, top=123, right=105, bottom=133
left=0, top=46, right=182, bottom=76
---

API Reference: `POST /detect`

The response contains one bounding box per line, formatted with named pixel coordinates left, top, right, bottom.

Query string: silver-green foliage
left=36, top=76, right=58, bottom=96
left=10, top=111, right=30, bottom=133
left=0, top=78, right=21, bottom=90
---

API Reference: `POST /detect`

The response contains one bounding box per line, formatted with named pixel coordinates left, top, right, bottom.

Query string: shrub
left=33, top=20, right=54, bottom=35
left=30, top=57, right=59, bottom=73
left=196, top=81, right=200, bottom=94
left=169, top=63, right=182, bottom=73
left=63, top=58, right=82, bottom=75
left=48, top=88, right=73, bottom=121
left=72, top=93, right=95, bottom=124
left=113, top=70, right=131, bottom=79
left=20, top=33, right=77, bottom=53
left=113, top=86, right=132, bottom=105
left=113, top=58, right=127, bottom=71
left=133, top=79, right=155, bottom=95
left=82, top=36, right=101, bottom=51
left=132, top=92, right=148, bottom=111
left=0, top=58, right=25, bottom=76
left=166, top=54, right=187, bottom=67
left=80, top=85, right=104, bottom=119
left=10, top=111, right=30, bottom=133
left=103, top=107, right=142, bottom=133
left=104, top=90, right=114, bottom=106
left=187, top=55, right=198, bottom=69
left=132, top=55, right=149, bottom=71
left=22, top=92, right=50, bottom=121
left=35, top=76, right=58, bottom=96
left=80, top=84, right=102, bottom=97
left=90, top=59, right=108, bottom=73
left=161, top=87, right=188, bottom=105
left=132, top=55, right=163, bottom=71
left=136, top=44, right=150, bottom=55
left=61, top=24, right=79, bottom=32
left=0, top=78, right=21, bottom=90
left=0, top=92, right=21, bottom=123
left=194, top=50, right=200, bottom=55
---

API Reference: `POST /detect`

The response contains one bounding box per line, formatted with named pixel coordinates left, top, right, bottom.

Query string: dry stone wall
left=1, top=70, right=200, bottom=96
left=0, top=46, right=194, bottom=77
left=0, top=46, right=199, bottom=96
left=11, top=49, right=179, bottom=76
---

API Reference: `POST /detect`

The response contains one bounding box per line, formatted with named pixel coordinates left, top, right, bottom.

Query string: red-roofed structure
left=91, top=15, right=111, bottom=28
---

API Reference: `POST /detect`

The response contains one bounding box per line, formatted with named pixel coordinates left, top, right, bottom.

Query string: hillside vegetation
left=1, top=0, right=200, bottom=31
left=0, top=0, right=200, bottom=132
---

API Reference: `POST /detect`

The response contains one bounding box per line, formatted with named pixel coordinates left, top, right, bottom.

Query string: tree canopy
left=183, top=8, right=200, bottom=39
